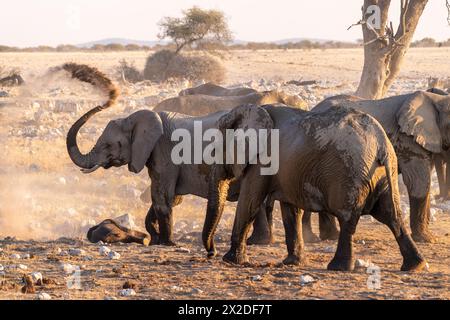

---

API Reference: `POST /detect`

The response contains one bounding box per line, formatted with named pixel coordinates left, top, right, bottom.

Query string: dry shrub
left=115, top=59, right=143, bottom=83
left=143, top=50, right=225, bottom=83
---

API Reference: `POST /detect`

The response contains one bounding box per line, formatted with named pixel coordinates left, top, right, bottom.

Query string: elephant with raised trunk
left=63, top=63, right=272, bottom=246
left=204, top=104, right=426, bottom=272
left=303, top=90, right=450, bottom=243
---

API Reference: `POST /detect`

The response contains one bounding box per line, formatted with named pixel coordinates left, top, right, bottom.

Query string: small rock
left=191, top=288, right=204, bottom=294
left=99, top=246, right=111, bottom=256
left=355, top=259, right=372, bottom=269
left=59, top=250, right=69, bottom=256
left=10, top=253, right=21, bottom=259
left=21, top=253, right=31, bottom=259
left=68, top=248, right=85, bottom=256
left=322, top=246, right=335, bottom=253
left=61, top=263, right=77, bottom=274
left=30, top=272, right=43, bottom=283
left=119, top=289, right=136, bottom=297
left=59, top=177, right=67, bottom=185
left=176, top=247, right=191, bottom=253
left=108, top=251, right=121, bottom=260
left=104, top=296, right=118, bottom=300
left=299, top=275, right=315, bottom=286
left=251, top=275, right=263, bottom=282
left=37, top=292, right=52, bottom=300
left=171, top=285, right=183, bottom=292
left=114, top=213, right=136, bottom=229
left=83, top=255, right=93, bottom=261
left=0, top=91, right=9, bottom=97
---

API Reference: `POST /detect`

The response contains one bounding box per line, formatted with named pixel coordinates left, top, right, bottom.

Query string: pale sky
left=1, top=0, right=449, bottom=47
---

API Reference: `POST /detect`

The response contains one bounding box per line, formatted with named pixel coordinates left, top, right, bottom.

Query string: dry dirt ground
left=0, top=48, right=449, bottom=300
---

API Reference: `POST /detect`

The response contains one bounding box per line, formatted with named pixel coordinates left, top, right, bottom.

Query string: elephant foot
left=150, top=235, right=160, bottom=245
left=411, top=230, right=436, bottom=243
left=223, top=249, right=248, bottom=265
left=206, top=249, right=217, bottom=259
left=327, top=257, right=354, bottom=271
left=283, top=254, right=307, bottom=266
left=247, top=232, right=274, bottom=246
left=158, top=239, right=177, bottom=246
left=401, top=257, right=427, bottom=272
left=303, top=229, right=321, bottom=243
left=320, top=228, right=340, bottom=241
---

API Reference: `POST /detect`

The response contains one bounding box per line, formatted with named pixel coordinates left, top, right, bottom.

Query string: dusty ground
left=0, top=48, right=449, bottom=300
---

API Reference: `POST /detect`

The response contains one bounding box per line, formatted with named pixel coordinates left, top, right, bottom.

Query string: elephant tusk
left=80, top=164, right=101, bottom=174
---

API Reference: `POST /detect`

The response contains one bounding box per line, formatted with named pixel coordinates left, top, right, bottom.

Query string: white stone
left=171, top=285, right=183, bottom=292
left=59, top=177, right=67, bottom=185
left=323, top=246, right=335, bottom=253
left=30, top=272, right=43, bottom=283
left=10, top=253, right=21, bottom=259
left=355, top=259, right=372, bottom=268
left=104, top=296, right=118, bottom=300
left=251, top=275, right=263, bottom=281
left=99, top=246, right=111, bottom=256
left=108, top=251, right=121, bottom=260
left=37, top=292, right=52, bottom=300
left=119, top=289, right=136, bottom=297
left=299, top=275, right=315, bottom=286
left=21, top=253, right=31, bottom=259
left=68, top=248, right=86, bottom=256
left=0, top=264, right=4, bottom=271
left=114, top=213, right=136, bottom=229
left=61, top=263, right=77, bottom=274
left=176, top=247, right=190, bottom=253
left=191, top=288, right=204, bottom=294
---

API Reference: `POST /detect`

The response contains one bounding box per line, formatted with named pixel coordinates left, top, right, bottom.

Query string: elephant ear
left=217, top=104, right=274, bottom=178
left=397, top=91, right=442, bottom=153
left=128, top=110, right=163, bottom=173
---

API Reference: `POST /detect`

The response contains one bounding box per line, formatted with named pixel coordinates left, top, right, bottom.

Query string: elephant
left=153, top=90, right=307, bottom=116
left=87, top=219, right=150, bottom=245
left=179, top=82, right=257, bottom=97
left=203, top=104, right=426, bottom=272
left=297, top=90, right=450, bottom=243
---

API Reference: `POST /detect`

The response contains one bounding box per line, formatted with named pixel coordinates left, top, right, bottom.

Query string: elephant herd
left=61, top=63, right=450, bottom=272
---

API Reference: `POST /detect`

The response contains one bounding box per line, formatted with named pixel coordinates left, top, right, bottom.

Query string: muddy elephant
left=64, top=63, right=273, bottom=246
left=153, top=90, right=307, bottom=116
left=204, top=104, right=426, bottom=272
left=300, top=91, right=450, bottom=243
left=179, top=82, right=257, bottom=97
left=87, top=219, right=150, bottom=245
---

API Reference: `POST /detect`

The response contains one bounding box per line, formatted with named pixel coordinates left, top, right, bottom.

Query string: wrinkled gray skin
left=428, top=88, right=450, bottom=200
left=304, top=91, right=450, bottom=243
left=179, top=82, right=257, bottom=97
left=87, top=219, right=150, bottom=245
left=205, top=104, right=426, bottom=272
left=67, top=107, right=272, bottom=246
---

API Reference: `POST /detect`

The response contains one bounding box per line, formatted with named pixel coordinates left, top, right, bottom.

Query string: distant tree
left=158, top=6, right=232, bottom=54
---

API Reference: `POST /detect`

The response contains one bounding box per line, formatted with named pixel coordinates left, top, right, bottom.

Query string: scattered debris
left=61, top=263, right=77, bottom=274
left=299, top=275, right=315, bottom=286
left=21, top=275, right=36, bottom=294
left=119, top=288, right=136, bottom=297
left=37, top=292, right=52, bottom=300
left=68, top=248, right=86, bottom=256
left=122, top=281, right=136, bottom=290
left=108, top=251, right=121, bottom=260
left=30, top=272, right=43, bottom=284
left=355, top=259, right=373, bottom=269
left=251, top=275, right=263, bottom=282
left=99, top=246, right=111, bottom=256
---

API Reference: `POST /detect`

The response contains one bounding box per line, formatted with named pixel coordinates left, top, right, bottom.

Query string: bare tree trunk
left=356, top=0, right=428, bottom=99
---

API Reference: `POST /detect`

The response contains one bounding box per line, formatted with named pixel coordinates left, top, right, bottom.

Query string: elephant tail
left=379, top=142, right=401, bottom=219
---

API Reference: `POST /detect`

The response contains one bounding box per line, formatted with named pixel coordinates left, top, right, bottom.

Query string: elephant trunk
left=56, top=63, right=118, bottom=169
left=202, top=166, right=230, bottom=257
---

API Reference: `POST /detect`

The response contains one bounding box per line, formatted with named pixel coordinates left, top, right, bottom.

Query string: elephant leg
left=371, top=192, right=427, bottom=272
left=327, top=214, right=359, bottom=271
left=280, top=203, right=306, bottom=265
left=400, top=157, right=436, bottom=243
left=202, top=166, right=230, bottom=258
left=302, top=211, right=321, bottom=243
left=145, top=206, right=160, bottom=245
left=223, top=168, right=268, bottom=265
left=445, top=153, right=450, bottom=200
left=247, top=198, right=275, bottom=245
left=153, top=204, right=175, bottom=246
left=319, top=212, right=340, bottom=241
left=434, top=155, right=446, bottom=199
